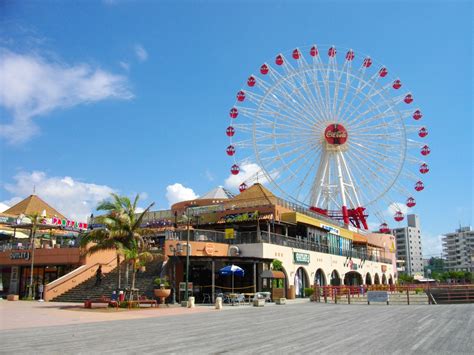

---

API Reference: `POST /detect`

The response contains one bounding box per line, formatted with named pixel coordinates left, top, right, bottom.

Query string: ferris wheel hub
left=324, top=124, right=348, bottom=145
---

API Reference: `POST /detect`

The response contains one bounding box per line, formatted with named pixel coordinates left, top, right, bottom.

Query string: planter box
left=276, top=298, right=286, bottom=305
left=7, top=294, right=19, bottom=301
left=181, top=301, right=189, bottom=307
left=253, top=299, right=265, bottom=307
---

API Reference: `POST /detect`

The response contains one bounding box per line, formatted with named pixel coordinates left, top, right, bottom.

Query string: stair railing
left=44, top=254, right=117, bottom=301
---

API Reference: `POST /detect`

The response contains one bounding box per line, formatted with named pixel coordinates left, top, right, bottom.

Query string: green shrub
left=154, top=277, right=170, bottom=288
left=304, top=287, right=315, bottom=297
left=414, top=287, right=424, bottom=294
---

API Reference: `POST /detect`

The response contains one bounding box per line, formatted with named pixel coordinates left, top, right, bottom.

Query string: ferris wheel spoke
left=296, top=56, right=330, bottom=122
left=344, top=150, right=389, bottom=207
left=310, top=56, right=332, bottom=121
left=344, top=99, right=395, bottom=129
left=260, top=142, right=315, bottom=167
left=254, top=76, right=319, bottom=127
left=265, top=65, right=324, bottom=124
left=348, top=138, right=401, bottom=160
left=348, top=110, right=399, bottom=131
left=338, top=70, right=381, bottom=120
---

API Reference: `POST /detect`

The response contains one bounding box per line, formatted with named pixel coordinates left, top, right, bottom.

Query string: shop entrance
left=294, top=267, right=309, bottom=298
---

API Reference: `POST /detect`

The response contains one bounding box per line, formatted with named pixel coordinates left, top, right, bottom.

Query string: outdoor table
left=125, top=288, right=140, bottom=301
left=243, top=293, right=255, bottom=304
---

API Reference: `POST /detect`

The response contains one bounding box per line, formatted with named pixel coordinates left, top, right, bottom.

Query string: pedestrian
left=95, top=265, right=103, bottom=286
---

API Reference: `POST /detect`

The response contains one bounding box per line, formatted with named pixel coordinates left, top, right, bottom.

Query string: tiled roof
left=2, top=195, right=66, bottom=219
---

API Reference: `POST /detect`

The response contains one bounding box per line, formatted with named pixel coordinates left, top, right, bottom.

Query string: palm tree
left=80, top=193, right=155, bottom=291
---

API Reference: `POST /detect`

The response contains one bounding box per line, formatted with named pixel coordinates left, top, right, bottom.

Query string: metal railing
left=169, top=229, right=391, bottom=264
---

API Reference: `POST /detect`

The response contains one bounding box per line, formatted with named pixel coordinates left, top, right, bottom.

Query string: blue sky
left=0, top=0, right=472, bottom=257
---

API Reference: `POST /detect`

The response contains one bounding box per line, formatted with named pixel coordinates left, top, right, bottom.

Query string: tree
left=397, top=273, right=414, bottom=285
left=80, top=193, right=155, bottom=291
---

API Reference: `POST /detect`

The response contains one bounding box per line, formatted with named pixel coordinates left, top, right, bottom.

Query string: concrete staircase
left=51, top=260, right=164, bottom=303
left=320, top=291, right=429, bottom=305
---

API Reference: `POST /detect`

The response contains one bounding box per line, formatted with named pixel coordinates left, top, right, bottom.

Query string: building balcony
left=167, top=229, right=393, bottom=264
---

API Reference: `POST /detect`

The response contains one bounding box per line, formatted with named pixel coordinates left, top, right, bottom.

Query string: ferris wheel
left=225, top=44, right=429, bottom=231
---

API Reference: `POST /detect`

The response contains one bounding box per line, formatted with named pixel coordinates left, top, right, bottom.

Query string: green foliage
left=154, top=277, right=170, bottom=288
left=272, top=259, right=283, bottom=271
left=431, top=271, right=472, bottom=283
left=414, top=287, right=424, bottom=294
left=397, top=274, right=414, bottom=285
left=304, top=287, right=315, bottom=297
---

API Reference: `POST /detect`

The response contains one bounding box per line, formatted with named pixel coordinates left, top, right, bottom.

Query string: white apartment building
left=442, top=226, right=474, bottom=272
left=391, top=214, right=424, bottom=276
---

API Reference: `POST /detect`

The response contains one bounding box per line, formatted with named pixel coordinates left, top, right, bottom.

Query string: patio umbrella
left=219, top=265, right=244, bottom=293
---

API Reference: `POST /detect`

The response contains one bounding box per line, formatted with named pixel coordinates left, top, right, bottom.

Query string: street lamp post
left=28, top=211, right=44, bottom=299
left=169, top=243, right=182, bottom=305
left=184, top=208, right=191, bottom=303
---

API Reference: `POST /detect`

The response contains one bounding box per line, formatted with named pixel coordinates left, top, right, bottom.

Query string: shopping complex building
left=0, top=184, right=397, bottom=302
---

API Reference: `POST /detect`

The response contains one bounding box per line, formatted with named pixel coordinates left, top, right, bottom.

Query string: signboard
left=50, top=217, right=88, bottom=231
left=0, top=216, right=16, bottom=224
left=293, top=252, right=310, bottom=264
left=367, top=291, right=389, bottom=304
left=320, top=223, right=340, bottom=235
left=223, top=212, right=258, bottom=224
left=225, top=228, right=235, bottom=240
left=179, top=282, right=193, bottom=292
left=10, top=251, right=30, bottom=260
left=381, top=265, right=387, bottom=272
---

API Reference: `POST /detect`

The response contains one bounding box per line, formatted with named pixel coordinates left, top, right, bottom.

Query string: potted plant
left=154, top=277, right=171, bottom=304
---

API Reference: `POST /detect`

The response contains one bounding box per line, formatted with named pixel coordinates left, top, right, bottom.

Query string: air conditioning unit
left=229, top=245, right=240, bottom=256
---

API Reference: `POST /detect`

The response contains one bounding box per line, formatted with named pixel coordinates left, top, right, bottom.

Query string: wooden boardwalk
left=1, top=302, right=473, bottom=354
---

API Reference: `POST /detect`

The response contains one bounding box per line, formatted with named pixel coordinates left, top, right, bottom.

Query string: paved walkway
left=0, top=300, right=472, bottom=354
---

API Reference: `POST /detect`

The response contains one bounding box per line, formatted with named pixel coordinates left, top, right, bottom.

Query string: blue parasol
left=219, top=265, right=244, bottom=293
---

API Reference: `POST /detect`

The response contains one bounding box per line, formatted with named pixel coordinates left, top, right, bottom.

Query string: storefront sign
left=381, top=265, right=387, bottom=273
left=293, top=252, right=310, bottom=264
left=50, top=217, right=88, bottom=231
left=225, top=228, right=235, bottom=240
left=0, top=216, right=16, bottom=224
left=223, top=212, right=258, bottom=224
left=10, top=251, right=30, bottom=260
left=367, top=291, right=389, bottom=303
left=320, top=223, right=340, bottom=235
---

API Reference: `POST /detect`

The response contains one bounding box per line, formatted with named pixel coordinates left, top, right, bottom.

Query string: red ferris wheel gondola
left=415, top=181, right=424, bottom=191
left=362, top=57, right=372, bottom=67
left=226, top=145, right=235, bottom=156
left=379, top=223, right=390, bottom=234
left=275, top=54, right=284, bottom=66
left=229, top=107, right=238, bottom=118
left=413, top=110, right=423, bottom=120
left=292, top=49, right=300, bottom=59
left=418, top=127, right=428, bottom=138
left=226, top=126, right=235, bottom=137
left=379, top=67, right=388, bottom=77
left=404, top=94, right=413, bottom=104
left=328, top=46, right=336, bottom=57
left=260, top=64, right=269, bottom=75
left=230, top=164, right=240, bottom=175
left=247, top=76, right=256, bottom=87
left=236, top=91, right=245, bottom=102
left=310, top=46, right=318, bottom=57
left=419, top=163, right=429, bottom=174
left=392, top=79, right=402, bottom=89
left=394, top=211, right=404, bottom=222
left=421, top=145, right=430, bottom=156
left=406, top=197, right=416, bottom=208
left=239, top=183, right=248, bottom=192
left=345, top=50, right=355, bottom=61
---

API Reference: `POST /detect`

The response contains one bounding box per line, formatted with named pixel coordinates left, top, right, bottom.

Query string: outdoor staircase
left=321, top=291, right=429, bottom=305
left=51, top=259, right=164, bottom=303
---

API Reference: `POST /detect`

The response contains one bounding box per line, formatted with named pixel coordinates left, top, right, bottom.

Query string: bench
left=84, top=296, right=118, bottom=309
left=138, top=296, right=158, bottom=307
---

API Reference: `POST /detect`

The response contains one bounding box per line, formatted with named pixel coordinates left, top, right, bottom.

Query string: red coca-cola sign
left=324, top=124, right=348, bottom=145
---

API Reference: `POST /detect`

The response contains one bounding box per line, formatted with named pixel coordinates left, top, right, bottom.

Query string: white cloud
left=134, top=44, right=148, bottom=62
left=224, top=162, right=272, bottom=190
left=135, top=207, right=145, bottom=214
left=2, top=171, right=116, bottom=221
left=0, top=202, right=9, bottom=212
left=0, top=49, right=133, bottom=144
left=119, top=61, right=130, bottom=71
left=165, top=183, right=198, bottom=207
left=422, top=232, right=443, bottom=258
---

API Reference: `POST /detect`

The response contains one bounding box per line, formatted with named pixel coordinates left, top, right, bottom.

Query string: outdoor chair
left=202, top=293, right=211, bottom=304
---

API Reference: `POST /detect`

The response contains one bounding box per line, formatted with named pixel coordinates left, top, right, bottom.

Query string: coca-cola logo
left=325, top=131, right=347, bottom=138
left=324, top=124, right=348, bottom=145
